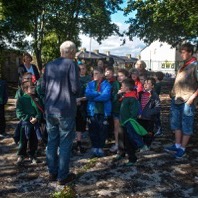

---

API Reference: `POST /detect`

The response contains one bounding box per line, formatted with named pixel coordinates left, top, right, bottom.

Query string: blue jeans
left=46, top=115, right=75, bottom=180
left=170, top=99, right=195, bottom=135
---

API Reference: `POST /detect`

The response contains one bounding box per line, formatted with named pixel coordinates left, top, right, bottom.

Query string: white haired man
left=42, top=41, right=80, bottom=185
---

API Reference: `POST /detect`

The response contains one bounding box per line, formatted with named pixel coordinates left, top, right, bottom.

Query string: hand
left=186, top=99, right=193, bottom=106
left=186, top=89, right=198, bottom=105
left=118, top=89, right=124, bottom=94
left=30, top=117, right=37, bottom=124
left=138, top=115, right=142, bottom=119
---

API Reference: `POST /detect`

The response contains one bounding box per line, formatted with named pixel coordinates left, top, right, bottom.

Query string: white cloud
left=79, top=22, right=146, bottom=58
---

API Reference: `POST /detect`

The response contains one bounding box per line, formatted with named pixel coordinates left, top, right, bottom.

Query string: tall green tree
left=124, top=0, right=198, bottom=47
left=1, top=0, right=123, bottom=70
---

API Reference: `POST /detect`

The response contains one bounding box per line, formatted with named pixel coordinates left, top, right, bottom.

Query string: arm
left=94, top=82, right=111, bottom=102
left=85, top=82, right=100, bottom=99
left=186, top=89, right=198, bottom=105
left=69, top=61, right=80, bottom=95
left=130, top=99, right=139, bottom=119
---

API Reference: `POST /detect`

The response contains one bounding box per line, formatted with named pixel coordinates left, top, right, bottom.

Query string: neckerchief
left=119, top=90, right=137, bottom=102
left=95, top=79, right=104, bottom=92
left=108, top=77, right=115, bottom=83
left=179, top=57, right=197, bottom=73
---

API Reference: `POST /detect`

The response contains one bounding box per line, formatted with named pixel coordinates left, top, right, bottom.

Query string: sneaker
left=90, top=148, right=97, bottom=156
left=16, top=156, right=24, bottom=165
left=30, top=157, right=38, bottom=164
left=96, top=148, right=105, bottom=157
left=113, top=154, right=125, bottom=162
left=154, top=129, right=163, bottom=137
left=174, top=148, right=186, bottom=158
left=109, top=144, right=118, bottom=153
left=57, top=173, right=76, bottom=185
left=164, top=144, right=178, bottom=152
left=139, top=145, right=149, bottom=152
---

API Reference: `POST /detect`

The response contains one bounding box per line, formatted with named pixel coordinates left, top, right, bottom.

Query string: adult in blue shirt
left=42, top=41, right=80, bottom=185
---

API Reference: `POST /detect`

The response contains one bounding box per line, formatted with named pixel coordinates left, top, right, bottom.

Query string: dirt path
left=0, top=82, right=198, bottom=198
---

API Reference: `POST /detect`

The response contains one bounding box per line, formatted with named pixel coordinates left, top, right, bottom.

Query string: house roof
left=76, top=51, right=105, bottom=59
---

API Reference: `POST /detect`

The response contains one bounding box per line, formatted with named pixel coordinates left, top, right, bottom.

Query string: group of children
left=1, top=60, right=164, bottom=167
left=73, top=63, right=164, bottom=166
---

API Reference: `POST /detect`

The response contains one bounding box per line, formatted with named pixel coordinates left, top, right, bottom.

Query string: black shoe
left=49, top=174, right=57, bottom=182
left=57, top=173, right=76, bottom=185
left=79, top=146, right=86, bottom=153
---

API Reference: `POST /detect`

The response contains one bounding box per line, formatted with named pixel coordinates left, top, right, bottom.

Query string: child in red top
left=129, top=68, right=143, bottom=94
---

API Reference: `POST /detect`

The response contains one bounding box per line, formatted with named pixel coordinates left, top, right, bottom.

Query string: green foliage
left=51, top=185, right=76, bottom=198
left=124, top=0, right=198, bottom=46
left=1, top=0, right=123, bottom=69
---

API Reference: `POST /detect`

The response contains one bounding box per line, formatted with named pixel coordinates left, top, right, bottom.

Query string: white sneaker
left=139, top=145, right=149, bottom=153
left=110, top=144, right=118, bottom=152
left=16, top=156, right=24, bottom=165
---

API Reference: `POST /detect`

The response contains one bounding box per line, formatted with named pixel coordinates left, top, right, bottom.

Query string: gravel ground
left=0, top=81, right=198, bottom=198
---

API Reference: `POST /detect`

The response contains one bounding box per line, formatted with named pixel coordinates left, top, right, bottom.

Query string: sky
left=79, top=5, right=146, bottom=58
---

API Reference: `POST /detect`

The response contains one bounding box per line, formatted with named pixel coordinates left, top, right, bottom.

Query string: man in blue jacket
left=42, top=41, right=80, bottom=185
left=85, top=67, right=112, bottom=157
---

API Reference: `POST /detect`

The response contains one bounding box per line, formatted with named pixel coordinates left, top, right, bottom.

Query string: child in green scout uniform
left=118, top=79, right=148, bottom=166
left=0, top=79, right=8, bottom=138
left=16, top=81, right=42, bottom=165
left=107, top=68, right=129, bottom=153
left=15, top=72, right=33, bottom=100
left=74, top=63, right=91, bottom=153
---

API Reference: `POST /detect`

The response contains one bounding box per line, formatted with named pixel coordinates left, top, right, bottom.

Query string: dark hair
left=118, top=68, right=129, bottom=77
left=105, top=66, right=114, bottom=73
left=129, top=68, right=139, bottom=76
left=180, top=43, right=194, bottom=55
left=145, top=77, right=156, bottom=86
left=21, top=81, right=34, bottom=92
left=23, top=52, right=33, bottom=62
left=122, top=79, right=135, bottom=91
left=155, top=71, right=164, bottom=81
left=93, top=66, right=104, bottom=74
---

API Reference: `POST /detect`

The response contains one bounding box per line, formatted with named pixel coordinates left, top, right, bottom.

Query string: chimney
left=80, top=48, right=86, bottom=52
left=94, top=49, right=99, bottom=54
left=126, top=54, right=131, bottom=59
left=106, top=51, right=110, bottom=56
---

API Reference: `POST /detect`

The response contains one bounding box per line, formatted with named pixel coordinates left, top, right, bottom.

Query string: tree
left=124, top=0, right=198, bottom=48
left=1, top=0, right=123, bottom=70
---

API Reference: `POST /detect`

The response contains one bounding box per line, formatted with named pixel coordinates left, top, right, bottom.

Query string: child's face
left=27, top=86, right=36, bottom=95
left=131, top=74, right=138, bottom=81
left=117, top=72, right=127, bottom=83
left=24, top=55, right=32, bottom=63
left=144, top=80, right=154, bottom=91
left=105, top=70, right=113, bottom=80
left=180, top=50, right=192, bottom=61
left=139, top=76, right=145, bottom=85
left=79, top=65, right=86, bottom=76
left=121, top=83, right=129, bottom=92
left=135, top=61, right=144, bottom=71
left=22, top=75, right=32, bottom=82
left=93, top=70, right=103, bottom=81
